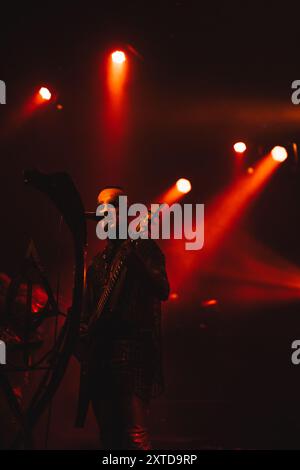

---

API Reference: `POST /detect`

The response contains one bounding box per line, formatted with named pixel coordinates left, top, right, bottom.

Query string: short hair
left=97, top=186, right=125, bottom=206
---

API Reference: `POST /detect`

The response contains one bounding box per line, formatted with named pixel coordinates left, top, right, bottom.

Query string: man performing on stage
left=78, top=187, right=169, bottom=450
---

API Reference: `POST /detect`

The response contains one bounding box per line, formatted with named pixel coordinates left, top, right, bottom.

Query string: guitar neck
left=91, top=245, right=130, bottom=326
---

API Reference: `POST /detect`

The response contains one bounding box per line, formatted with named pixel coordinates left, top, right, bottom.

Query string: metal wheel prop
left=0, top=170, right=87, bottom=449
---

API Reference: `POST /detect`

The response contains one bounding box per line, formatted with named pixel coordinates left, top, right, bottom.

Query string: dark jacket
left=83, top=238, right=169, bottom=401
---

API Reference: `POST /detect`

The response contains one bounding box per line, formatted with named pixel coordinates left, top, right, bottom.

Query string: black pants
left=89, top=337, right=153, bottom=450
left=91, top=392, right=151, bottom=450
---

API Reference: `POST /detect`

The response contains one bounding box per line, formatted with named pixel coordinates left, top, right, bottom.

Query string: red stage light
left=176, top=178, right=192, bottom=194
left=233, top=142, right=247, bottom=153
left=111, top=50, right=126, bottom=64
left=169, top=292, right=179, bottom=300
left=38, top=87, right=52, bottom=101
left=271, top=146, right=288, bottom=162
left=201, top=299, right=218, bottom=307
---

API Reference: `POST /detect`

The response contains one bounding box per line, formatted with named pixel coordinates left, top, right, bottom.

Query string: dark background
left=1, top=1, right=300, bottom=449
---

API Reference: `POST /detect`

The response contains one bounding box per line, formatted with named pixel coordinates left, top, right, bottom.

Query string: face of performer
left=97, top=187, right=125, bottom=240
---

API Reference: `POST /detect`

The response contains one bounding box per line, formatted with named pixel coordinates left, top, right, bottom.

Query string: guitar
left=74, top=238, right=135, bottom=364
left=83, top=203, right=164, bottom=339
left=86, top=238, right=135, bottom=336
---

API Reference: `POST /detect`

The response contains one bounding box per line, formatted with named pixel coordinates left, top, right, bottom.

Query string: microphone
left=85, top=212, right=103, bottom=221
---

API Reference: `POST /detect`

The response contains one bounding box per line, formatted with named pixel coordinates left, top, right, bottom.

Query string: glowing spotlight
left=176, top=178, right=192, bottom=194
left=38, top=87, right=52, bottom=101
left=169, top=292, right=179, bottom=301
left=111, top=50, right=126, bottom=64
left=161, top=178, right=192, bottom=204
left=201, top=299, right=218, bottom=307
left=233, top=142, right=247, bottom=154
left=271, top=146, right=288, bottom=162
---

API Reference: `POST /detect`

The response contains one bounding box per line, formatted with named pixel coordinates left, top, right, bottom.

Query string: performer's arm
left=129, top=239, right=170, bottom=301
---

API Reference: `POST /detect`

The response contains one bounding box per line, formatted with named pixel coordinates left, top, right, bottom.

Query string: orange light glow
left=176, top=178, right=192, bottom=194
left=111, top=50, right=126, bottom=64
left=102, top=49, right=129, bottom=178
left=201, top=299, right=218, bottom=307
left=107, top=50, right=128, bottom=103
left=0, top=86, right=55, bottom=139
left=38, top=87, right=52, bottom=101
left=160, top=178, right=192, bottom=205
left=271, top=146, right=288, bottom=162
left=169, top=292, right=179, bottom=300
left=204, top=153, right=279, bottom=255
left=201, top=232, right=300, bottom=306
left=233, top=142, right=247, bottom=153
left=166, top=151, right=288, bottom=295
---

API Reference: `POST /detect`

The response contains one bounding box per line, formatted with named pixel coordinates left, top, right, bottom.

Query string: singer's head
left=97, top=186, right=126, bottom=241
left=97, top=186, right=125, bottom=207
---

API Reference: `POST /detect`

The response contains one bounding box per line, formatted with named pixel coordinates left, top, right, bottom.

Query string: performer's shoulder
left=136, top=238, right=165, bottom=259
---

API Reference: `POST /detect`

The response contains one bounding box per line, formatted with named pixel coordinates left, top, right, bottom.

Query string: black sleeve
left=130, top=239, right=170, bottom=301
